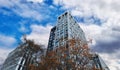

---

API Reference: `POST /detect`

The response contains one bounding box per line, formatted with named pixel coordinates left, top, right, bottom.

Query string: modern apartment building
left=48, top=12, right=87, bottom=51
left=47, top=12, right=109, bottom=70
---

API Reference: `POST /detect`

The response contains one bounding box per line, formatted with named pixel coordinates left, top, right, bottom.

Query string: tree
left=28, top=39, right=100, bottom=70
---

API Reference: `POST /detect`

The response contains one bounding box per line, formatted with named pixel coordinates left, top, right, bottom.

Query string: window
left=58, top=17, right=61, bottom=19
left=65, top=12, right=67, bottom=15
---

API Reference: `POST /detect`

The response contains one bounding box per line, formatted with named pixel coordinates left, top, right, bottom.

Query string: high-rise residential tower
left=47, top=12, right=109, bottom=70
left=48, top=12, right=87, bottom=51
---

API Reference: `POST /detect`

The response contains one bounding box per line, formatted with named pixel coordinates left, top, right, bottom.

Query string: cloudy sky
left=0, top=0, right=120, bottom=70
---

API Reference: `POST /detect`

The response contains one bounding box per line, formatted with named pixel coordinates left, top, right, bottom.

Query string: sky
left=0, top=0, right=120, bottom=70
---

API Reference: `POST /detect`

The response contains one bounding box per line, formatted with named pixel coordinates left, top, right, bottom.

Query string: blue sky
left=0, top=0, right=120, bottom=70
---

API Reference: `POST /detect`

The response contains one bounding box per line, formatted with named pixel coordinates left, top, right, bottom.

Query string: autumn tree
left=28, top=38, right=100, bottom=70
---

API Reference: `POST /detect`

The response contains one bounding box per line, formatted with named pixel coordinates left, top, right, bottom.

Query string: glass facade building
left=47, top=12, right=109, bottom=70
left=92, top=54, right=110, bottom=70
left=48, top=12, right=87, bottom=51
left=1, top=40, right=41, bottom=70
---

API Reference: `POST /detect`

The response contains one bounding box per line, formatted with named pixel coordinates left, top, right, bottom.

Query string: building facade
left=47, top=12, right=109, bottom=70
left=48, top=12, right=87, bottom=51
left=1, top=40, right=41, bottom=70
left=92, top=54, right=110, bottom=70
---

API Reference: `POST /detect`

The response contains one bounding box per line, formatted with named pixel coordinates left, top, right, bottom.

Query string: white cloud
left=12, top=0, right=43, bottom=21
left=18, top=21, right=29, bottom=33
left=19, top=25, right=27, bottom=33
left=27, top=0, right=44, bottom=3
left=79, top=23, right=102, bottom=46
left=0, top=35, right=15, bottom=67
left=26, top=24, right=53, bottom=47
left=99, top=50, right=120, bottom=70
left=0, top=34, right=16, bottom=47
left=0, top=0, right=13, bottom=8
left=0, top=0, right=43, bottom=21
left=0, top=48, right=13, bottom=65
left=79, top=23, right=120, bottom=44
left=53, top=0, right=120, bottom=22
